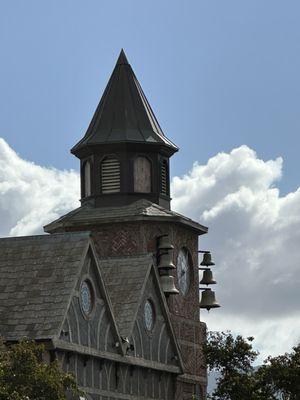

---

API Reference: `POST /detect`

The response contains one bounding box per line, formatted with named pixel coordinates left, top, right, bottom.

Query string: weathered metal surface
left=71, top=50, right=178, bottom=156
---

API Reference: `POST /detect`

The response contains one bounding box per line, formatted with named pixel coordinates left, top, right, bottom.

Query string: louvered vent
left=161, top=161, right=168, bottom=195
left=101, top=157, right=120, bottom=193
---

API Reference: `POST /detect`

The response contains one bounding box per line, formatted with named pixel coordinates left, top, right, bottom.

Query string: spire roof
left=116, top=49, right=129, bottom=65
left=71, top=50, right=178, bottom=154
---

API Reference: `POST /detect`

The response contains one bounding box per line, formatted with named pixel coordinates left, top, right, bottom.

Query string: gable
left=101, top=254, right=152, bottom=340
left=58, top=247, right=120, bottom=354
left=0, top=232, right=90, bottom=341
left=130, top=267, right=182, bottom=369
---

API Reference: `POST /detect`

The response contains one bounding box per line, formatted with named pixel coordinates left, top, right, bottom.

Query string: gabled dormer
left=71, top=50, right=178, bottom=210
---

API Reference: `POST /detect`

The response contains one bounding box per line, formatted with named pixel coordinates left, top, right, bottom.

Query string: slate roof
left=71, top=50, right=178, bottom=155
left=0, top=232, right=89, bottom=341
left=101, top=254, right=152, bottom=339
left=44, top=199, right=208, bottom=234
left=0, top=232, right=183, bottom=370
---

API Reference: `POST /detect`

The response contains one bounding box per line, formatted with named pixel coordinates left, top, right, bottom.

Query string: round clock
left=144, top=300, right=155, bottom=331
left=177, top=248, right=191, bottom=295
left=80, top=280, right=94, bottom=317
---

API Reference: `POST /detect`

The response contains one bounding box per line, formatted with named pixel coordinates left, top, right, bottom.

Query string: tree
left=257, top=344, right=300, bottom=400
left=203, top=331, right=300, bottom=400
left=204, top=331, right=262, bottom=400
left=0, top=338, right=80, bottom=400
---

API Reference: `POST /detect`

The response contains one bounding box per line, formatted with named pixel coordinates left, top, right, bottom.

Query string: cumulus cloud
left=0, top=138, right=80, bottom=236
left=172, top=145, right=300, bottom=360
left=0, top=138, right=299, bottom=359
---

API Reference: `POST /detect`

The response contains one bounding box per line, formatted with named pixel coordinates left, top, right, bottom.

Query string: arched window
left=101, top=156, right=120, bottom=193
left=134, top=156, right=151, bottom=193
left=160, top=159, right=168, bottom=195
left=83, top=161, right=91, bottom=198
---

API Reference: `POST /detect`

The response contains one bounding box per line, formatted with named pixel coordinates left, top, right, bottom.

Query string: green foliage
left=204, top=331, right=300, bottom=400
left=257, top=344, right=300, bottom=400
left=204, top=331, right=258, bottom=374
left=0, top=338, right=79, bottom=400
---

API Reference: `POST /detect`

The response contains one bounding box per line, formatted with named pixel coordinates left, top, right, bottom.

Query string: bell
left=160, top=275, right=179, bottom=295
left=158, top=251, right=176, bottom=270
left=199, top=289, right=220, bottom=311
left=200, top=252, right=215, bottom=267
left=158, top=235, right=174, bottom=250
left=200, top=269, right=217, bottom=285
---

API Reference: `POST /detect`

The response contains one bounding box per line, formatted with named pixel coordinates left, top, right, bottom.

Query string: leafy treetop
left=0, top=338, right=80, bottom=400
left=203, top=331, right=300, bottom=400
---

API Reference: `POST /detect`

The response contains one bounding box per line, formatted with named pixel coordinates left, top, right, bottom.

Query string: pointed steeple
left=116, top=49, right=129, bottom=65
left=71, top=50, right=178, bottom=155
left=71, top=50, right=177, bottom=210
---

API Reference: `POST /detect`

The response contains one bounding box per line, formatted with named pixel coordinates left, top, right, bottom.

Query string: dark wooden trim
left=52, top=339, right=182, bottom=374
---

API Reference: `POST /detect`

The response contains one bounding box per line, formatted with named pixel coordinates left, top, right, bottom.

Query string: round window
left=80, top=280, right=94, bottom=317
left=144, top=300, right=155, bottom=331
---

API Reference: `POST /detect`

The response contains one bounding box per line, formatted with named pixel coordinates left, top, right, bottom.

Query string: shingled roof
left=71, top=50, right=178, bottom=155
left=0, top=232, right=90, bottom=341
left=44, top=199, right=208, bottom=234
left=101, top=254, right=153, bottom=339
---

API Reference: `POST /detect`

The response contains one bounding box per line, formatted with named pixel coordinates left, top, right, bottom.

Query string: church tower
left=45, top=50, right=208, bottom=399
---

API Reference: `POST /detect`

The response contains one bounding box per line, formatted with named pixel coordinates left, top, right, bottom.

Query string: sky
left=0, top=1, right=300, bottom=361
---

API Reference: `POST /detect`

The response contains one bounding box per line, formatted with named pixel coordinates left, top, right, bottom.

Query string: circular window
left=177, top=248, right=192, bottom=296
left=80, top=280, right=94, bottom=317
left=144, top=300, right=155, bottom=331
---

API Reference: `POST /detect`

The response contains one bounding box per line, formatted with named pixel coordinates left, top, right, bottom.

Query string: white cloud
left=0, top=138, right=80, bottom=237
left=172, top=145, right=300, bottom=360
left=0, top=138, right=299, bottom=359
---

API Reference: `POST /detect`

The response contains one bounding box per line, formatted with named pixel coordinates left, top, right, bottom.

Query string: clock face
left=80, top=280, right=94, bottom=317
left=144, top=300, right=154, bottom=331
left=177, top=248, right=191, bottom=295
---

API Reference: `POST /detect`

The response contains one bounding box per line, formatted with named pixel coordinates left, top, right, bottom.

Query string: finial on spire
left=116, top=49, right=129, bottom=65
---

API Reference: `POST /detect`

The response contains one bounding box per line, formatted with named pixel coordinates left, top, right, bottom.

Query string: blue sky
left=1, top=0, right=299, bottom=194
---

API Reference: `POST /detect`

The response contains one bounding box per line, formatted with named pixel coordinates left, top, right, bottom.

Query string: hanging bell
left=200, top=252, right=215, bottom=267
left=158, top=235, right=174, bottom=250
left=200, top=269, right=217, bottom=285
left=158, top=251, right=176, bottom=270
left=160, top=275, right=179, bottom=295
left=199, top=289, right=220, bottom=311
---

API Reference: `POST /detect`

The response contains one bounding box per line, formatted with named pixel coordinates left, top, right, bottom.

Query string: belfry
left=0, top=50, right=210, bottom=400
left=71, top=49, right=177, bottom=210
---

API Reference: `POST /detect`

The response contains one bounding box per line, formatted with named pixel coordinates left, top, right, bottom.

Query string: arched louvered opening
left=134, top=156, right=152, bottom=193
left=101, top=156, right=121, bottom=193
left=160, top=159, right=169, bottom=196
left=83, top=161, right=91, bottom=198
